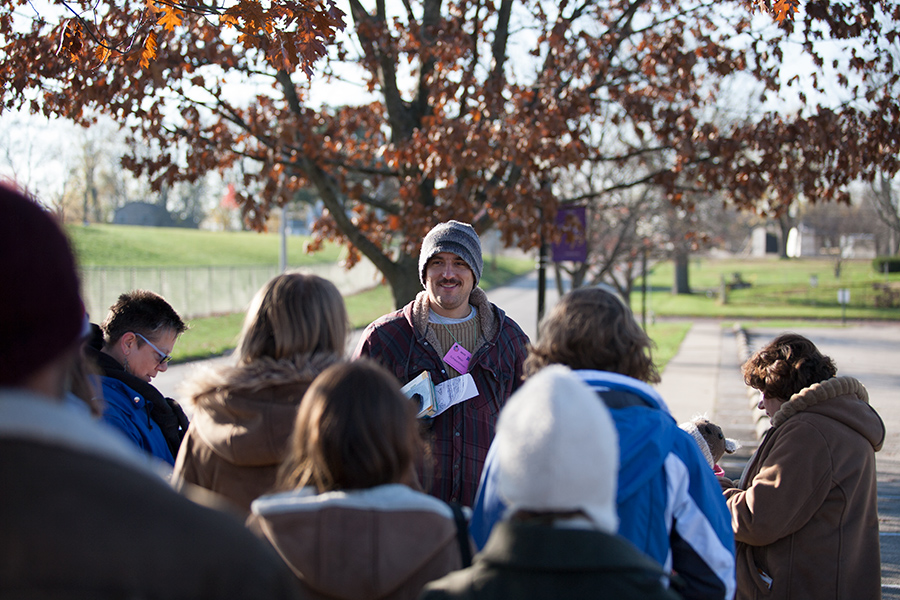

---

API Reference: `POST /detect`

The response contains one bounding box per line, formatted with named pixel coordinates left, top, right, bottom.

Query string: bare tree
left=869, top=174, right=900, bottom=255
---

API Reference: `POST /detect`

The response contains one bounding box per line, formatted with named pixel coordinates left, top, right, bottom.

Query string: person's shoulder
left=359, top=307, right=413, bottom=341
left=100, top=377, right=142, bottom=409
left=485, top=301, right=528, bottom=340
left=11, top=439, right=300, bottom=598
left=367, top=305, right=410, bottom=329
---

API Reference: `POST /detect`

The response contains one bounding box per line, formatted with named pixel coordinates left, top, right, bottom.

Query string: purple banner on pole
left=551, top=205, right=588, bottom=263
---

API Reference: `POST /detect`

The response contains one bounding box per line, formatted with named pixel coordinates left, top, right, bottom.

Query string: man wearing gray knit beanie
left=354, top=220, right=529, bottom=507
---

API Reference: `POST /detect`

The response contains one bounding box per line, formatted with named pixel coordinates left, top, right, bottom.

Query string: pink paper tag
left=443, top=342, right=472, bottom=373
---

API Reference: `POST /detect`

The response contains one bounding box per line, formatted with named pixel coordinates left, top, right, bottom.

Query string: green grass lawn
left=646, top=321, right=692, bottom=374
left=635, top=256, right=900, bottom=321
left=67, top=223, right=343, bottom=266
left=66, top=225, right=898, bottom=364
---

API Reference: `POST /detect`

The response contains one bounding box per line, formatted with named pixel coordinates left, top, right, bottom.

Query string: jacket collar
left=480, top=519, right=670, bottom=577
left=407, top=287, right=502, bottom=352
left=575, top=369, right=670, bottom=414
left=769, top=375, right=884, bottom=451
left=771, top=375, right=865, bottom=428
left=185, top=353, right=341, bottom=406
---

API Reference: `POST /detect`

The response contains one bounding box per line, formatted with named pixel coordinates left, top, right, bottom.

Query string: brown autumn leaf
left=1, top=0, right=896, bottom=306
left=139, top=31, right=157, bottom=69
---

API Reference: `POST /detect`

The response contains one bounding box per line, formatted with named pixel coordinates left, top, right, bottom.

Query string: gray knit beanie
left=418, top=220, right=483, bottom=287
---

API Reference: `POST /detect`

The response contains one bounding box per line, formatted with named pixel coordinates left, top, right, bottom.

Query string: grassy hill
left=66, top=223, right=343, bottom=266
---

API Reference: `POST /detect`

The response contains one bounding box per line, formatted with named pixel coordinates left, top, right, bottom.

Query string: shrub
left=872, top=256, right=900, bottom=273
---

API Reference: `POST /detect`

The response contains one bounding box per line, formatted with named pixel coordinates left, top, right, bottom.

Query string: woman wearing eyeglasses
left=85, top=289, right=188, bottom=466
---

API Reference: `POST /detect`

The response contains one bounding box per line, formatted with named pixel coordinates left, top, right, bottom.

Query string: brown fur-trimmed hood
left=184, top=354, right=342, bottom=467
left=771, top=375, right=885, bottom=451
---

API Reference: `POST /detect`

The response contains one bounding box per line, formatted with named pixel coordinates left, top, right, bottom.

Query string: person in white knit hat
left=420, top=365, right=679, bottom=600
left=470, top=286, right=735, bottom=600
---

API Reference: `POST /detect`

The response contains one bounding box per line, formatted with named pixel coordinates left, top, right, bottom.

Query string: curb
left=732, top=323, right=769, bottom=440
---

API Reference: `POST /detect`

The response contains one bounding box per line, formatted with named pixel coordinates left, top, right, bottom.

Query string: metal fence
left=79, top=259, right=382, bottom=320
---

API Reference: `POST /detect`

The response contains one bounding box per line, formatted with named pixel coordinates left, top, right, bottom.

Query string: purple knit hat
left=0, top=184, right=84, bottom=385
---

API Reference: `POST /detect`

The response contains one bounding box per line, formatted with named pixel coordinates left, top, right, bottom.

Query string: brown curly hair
left=524, top=286, right=660, bottom=383
left=741, top=333, right=837, bottom=402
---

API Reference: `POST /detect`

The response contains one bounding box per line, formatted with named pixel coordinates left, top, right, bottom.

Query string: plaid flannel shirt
left=353, top=289, right=529, bottom=507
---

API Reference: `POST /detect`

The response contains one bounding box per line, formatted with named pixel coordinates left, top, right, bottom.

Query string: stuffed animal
left=679, top=415, right=740, bottom=477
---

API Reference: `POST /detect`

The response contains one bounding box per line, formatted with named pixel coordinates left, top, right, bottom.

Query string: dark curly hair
left=525, top=286, right=659, bottom=384
left=741, top=333, right=837, bottom=402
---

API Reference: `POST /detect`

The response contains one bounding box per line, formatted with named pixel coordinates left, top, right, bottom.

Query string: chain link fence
left=80, top=259, right=381, bottom=320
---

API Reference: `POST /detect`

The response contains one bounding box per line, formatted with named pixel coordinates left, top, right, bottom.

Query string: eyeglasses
left=134, top=332, right=172, bottom=366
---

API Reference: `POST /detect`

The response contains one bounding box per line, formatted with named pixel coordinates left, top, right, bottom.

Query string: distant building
left=113, top=202, right=174, bottom=227
left=839, top=234, right=877, bottom=259
left=785, top=226, right=877, bottom=258
left=751, top=227, right=779, bottom=256
left=786, top=224, right=818, bottom=257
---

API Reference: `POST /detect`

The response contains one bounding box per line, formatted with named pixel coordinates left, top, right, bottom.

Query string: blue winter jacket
left=470, top=369, right=735, bottom=600
left=100, top=378, right=175, bottom=466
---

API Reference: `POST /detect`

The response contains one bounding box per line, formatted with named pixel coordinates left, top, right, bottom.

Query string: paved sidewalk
left=655, top=320, right=759, bottom=480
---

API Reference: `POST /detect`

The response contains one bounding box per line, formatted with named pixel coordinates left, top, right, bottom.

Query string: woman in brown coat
left=173, top=272, right=347, bottom=515
left=247, top=360, right=464, bottom=600
left=723, top=333, right=885, bottom=600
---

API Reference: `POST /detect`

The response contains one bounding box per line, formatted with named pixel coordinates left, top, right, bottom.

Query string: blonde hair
left=235, top=272, right=348, bottom=365
left=525, top=287, right=660, bottom=383
left=275, top=360, right=421, bottom=493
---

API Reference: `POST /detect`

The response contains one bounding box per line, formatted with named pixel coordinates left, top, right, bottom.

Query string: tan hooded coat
left=173, top=354, right=341, bottom=515
left=723, top=376, right=885, bottom=600
left=247, top=484, right=464, bottom=600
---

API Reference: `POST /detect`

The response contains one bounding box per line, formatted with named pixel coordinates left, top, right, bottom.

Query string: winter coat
left=248, top=483, right=465, bottom=600
left=470, top=369, right=735, bottom=600
left=723, top=376, right=885, bottom=600
left=173, top=354, right=341, bottom=515
left=86, top=323, right=189, bottom=460
left=99, top=376, right=175, bottom=465
left=353, top=288, right=529, bottom=506
left=419, top=519, right=682, bottom=600
left=0, top=387, right=303, bottom=600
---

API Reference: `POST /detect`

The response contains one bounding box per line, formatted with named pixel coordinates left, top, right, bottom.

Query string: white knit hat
left=496, top=365, right=619, bottom=533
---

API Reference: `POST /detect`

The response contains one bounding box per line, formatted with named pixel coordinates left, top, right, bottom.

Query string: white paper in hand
left=432, top=373, right=478, bottom=417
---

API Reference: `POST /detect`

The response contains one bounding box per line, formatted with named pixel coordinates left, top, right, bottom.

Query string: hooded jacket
left=173, top=354, right=341, bottom=515
left=353, top=288, right=529, bottom=507
left=470, top=369, right=736, bottom=600
left=247, top=484, right=464, bottom=600
left=723, top=376, right=884, bottom=600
